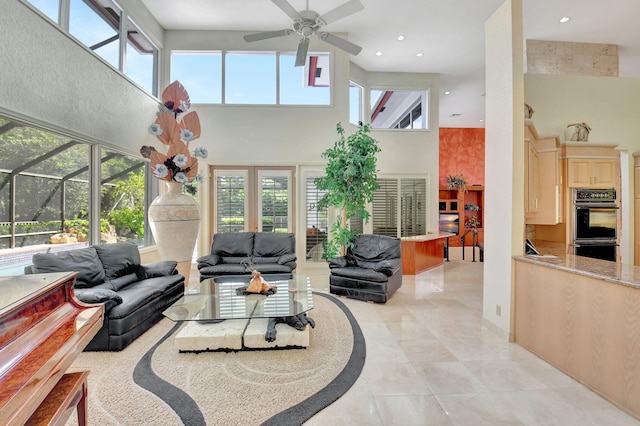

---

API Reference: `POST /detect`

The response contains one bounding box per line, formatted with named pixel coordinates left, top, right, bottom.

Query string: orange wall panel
left=439, top=128, right=485, bottom=186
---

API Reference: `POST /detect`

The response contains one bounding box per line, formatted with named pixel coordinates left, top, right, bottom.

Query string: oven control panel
left=574, top=189, right=616, bottom=203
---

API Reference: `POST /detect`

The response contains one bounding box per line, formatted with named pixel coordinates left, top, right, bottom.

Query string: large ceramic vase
left=148, top=181, right=200, bottom=275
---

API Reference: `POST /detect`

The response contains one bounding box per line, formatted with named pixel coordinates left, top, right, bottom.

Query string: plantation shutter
left=258, top=170, right=292, bottom=232
left=401, top=178, right=426, bottom=237
left=372, top=178, right=398, bottom=237
left=214, top=170, right=248, bottom=233
left=305, top=177, right=328, bottom=261
left=372, top=177, right=427, bottom=238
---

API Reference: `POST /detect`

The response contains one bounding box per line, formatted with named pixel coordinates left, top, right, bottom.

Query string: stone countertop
left=401, top=233, right=456, bottom=242
left=513, top=241, right=640, bottom=289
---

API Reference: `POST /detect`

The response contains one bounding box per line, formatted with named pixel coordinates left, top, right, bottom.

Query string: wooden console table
left=0, top=272, right=104, bottom=425
left=401, top=234, right=453, bottom=275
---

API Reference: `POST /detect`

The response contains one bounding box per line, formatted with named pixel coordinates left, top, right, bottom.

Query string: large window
left=170, top=51, right=332, bottom=106
left=0, top=115, right=149, bottom=275
left=349, top=81, right=363, bottom=125
left=371, top=177, right=427, bottom=237
left=370, top=89, right=429, bottom=129
left=26, top=0, right=159, bottom=95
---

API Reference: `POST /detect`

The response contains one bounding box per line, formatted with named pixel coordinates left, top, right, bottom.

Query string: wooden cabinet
left=524, top=120, right=563, bottom=225
left=567, top=158, right=617, bottom=188
left=635, top=154, right=640, bottom=266
left=525, top=140, right=539, bottom=214
left=439, top=186, right=484, bottom=247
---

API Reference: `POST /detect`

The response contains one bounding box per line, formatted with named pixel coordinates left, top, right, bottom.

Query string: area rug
left=66, top=293, right=365, bottom=426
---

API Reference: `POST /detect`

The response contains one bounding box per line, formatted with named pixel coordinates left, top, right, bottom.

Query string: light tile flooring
left=293, top=261, right=640, bottom=426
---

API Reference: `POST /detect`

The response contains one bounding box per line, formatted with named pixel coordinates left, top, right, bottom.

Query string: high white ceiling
left=141, top=0, right=640, bottom=128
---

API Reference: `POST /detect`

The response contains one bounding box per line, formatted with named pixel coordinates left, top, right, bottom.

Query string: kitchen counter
left=514, top=241, right=640, bottom=289
left=401, top=233, right=454, bottom=274
left=513, top=244, right=640, bottom=420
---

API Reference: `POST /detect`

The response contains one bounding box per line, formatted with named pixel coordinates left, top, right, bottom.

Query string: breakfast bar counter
left=513, top=249, right=640, bottom=420
left=400, top=233, right=453, bottom=275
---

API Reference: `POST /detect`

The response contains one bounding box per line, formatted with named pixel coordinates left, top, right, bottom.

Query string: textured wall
left=0, top=2, right=160, bottom=155
left=439, top=128, right=485, bottom=186
left=527, top=40, right=618, bottom=77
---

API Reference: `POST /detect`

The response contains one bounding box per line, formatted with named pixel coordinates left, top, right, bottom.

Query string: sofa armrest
left=327, top=257, right=348, bottom=269
left=196, top=254, right=221, bottom=269
left=277, top=253, right=297, bottom=265
left=138, top=261, right=178, bottom=278
left=74, top=288, right=122, bottom=313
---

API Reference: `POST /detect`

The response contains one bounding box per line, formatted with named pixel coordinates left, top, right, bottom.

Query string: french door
left=211, top=166, right=295, bottom=234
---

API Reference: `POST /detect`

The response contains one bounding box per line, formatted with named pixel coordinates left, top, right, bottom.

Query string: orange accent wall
left=439, top=128, right=485, bottom=186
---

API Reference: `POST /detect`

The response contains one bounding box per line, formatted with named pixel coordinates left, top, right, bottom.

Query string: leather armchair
left=328, top=234, right=402, bottom=303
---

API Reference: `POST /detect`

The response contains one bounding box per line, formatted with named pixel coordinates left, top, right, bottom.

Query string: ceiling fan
left=244, top=0, right=364, bottom=67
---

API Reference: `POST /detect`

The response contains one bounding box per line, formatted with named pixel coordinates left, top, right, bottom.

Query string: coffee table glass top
left=163, top=274, right=313, bottom=321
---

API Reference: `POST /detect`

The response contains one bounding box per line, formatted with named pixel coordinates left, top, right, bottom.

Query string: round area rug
left=66, top=293, right=365, bottom=426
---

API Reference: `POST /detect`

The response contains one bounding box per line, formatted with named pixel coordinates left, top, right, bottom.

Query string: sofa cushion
left=253, top=232, right=295, bottom=257
left=94, top=242, right=141, bottom=279
left=329, top=266, right=389, bottom=283
left=199, top=264, right=252, bottom=276
left=211, top=232, right=254, bottom=257
left=31, top=247, right=106, bottom=288
left=93, top=273, right=140, bottom=292
left=349, top=234, right=401, bottom=262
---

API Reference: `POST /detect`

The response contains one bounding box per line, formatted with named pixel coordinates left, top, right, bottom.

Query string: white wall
left=483, top=0, right=524, bottom=338
left=524, top=74, right=640, bottom=263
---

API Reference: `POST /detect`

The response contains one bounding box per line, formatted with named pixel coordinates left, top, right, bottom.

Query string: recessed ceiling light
left=376, top=51, right=383, bottom=56
left=397, top=35, right=405, bottom=41
left=559, top=16, right=570, bottom=23
left=444, top=91, right=451, bottom=95
left=416, top=53, right=423, bottom=57
left=480, top=119, right=484, bottom=122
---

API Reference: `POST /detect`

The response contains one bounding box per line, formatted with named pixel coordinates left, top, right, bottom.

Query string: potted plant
left=315, top=123, right=381, bottom=258
left=446, top=173, right=467, bottom=191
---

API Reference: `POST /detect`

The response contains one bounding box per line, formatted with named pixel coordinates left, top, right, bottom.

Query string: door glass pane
left=215, top=171, right=247, bottom=233
left=305, top=176, right=328, bottom=261
left=372, top=179, right=398, bottom=237
left=259, top=171, right=290, bottom=232
left=401, top=178, right=426, bottom=237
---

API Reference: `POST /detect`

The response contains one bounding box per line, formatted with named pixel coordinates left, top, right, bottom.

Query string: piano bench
left=26, top=371, right=89, bottom=426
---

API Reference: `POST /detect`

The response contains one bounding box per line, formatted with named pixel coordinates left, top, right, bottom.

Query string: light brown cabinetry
left=634, top=154, right=640, bottom=266
left=524, top=120, right=562, bottom=225
left=566, top=158, right=617, bottom=188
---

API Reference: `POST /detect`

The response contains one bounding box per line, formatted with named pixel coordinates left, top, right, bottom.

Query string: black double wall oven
left=572, top=188, right=618, bottom=262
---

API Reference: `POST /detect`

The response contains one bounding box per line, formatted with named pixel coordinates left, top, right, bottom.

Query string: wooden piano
left=0, top=272, right=104, bottom=425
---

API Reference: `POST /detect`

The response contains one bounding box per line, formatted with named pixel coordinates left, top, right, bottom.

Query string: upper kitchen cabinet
left=563, top=143, right=619, bottom=189
left=525, top=120, right=563, bottom=225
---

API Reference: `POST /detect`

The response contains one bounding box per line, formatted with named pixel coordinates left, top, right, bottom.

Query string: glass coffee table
left=163, top=274, right=315, bottom=351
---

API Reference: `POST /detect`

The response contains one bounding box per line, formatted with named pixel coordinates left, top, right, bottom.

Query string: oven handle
left=573, top=241, right=619, bottom=247
left=574, top=203, right=619, bottom=208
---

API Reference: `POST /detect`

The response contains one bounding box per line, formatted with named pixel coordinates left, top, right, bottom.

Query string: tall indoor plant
left=315, top=123, right=381, bottom=257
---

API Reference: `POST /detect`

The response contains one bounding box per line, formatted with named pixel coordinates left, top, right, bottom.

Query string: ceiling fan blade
left=317, top=0, right=364, bottom=25
left=271, top=0, right=303, bottom=20
left=295, top=38, right=310, bottom=67
left=318, top=32, right=362, bottom=56
left=244, top=29, right=292, bottom=43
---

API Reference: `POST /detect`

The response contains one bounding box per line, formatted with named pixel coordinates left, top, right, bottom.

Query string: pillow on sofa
left=95, top=242, right=141, bottom=279
left=31, top=247, right=106, bottom=288
left=74, top=288, right=123, bottom=313
left=253, top=232, right=295, bottom=257
left=211, top=232, right=254, bottom=257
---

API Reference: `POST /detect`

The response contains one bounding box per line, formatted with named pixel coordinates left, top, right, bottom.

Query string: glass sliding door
left=212, top=166, right=294, bottom=234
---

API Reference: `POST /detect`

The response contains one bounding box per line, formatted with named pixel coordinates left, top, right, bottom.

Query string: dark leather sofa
left=26, top=242, right=184, bottom=351
left=197, top=232, right=297, bottom=281
left=328, top=234, right=402, bottom=303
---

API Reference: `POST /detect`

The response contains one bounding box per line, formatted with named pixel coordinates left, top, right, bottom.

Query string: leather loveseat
left=197, top=232, right=297, bottom=281
left=328, top=234, right=402, bottom=303
left=26, top=242, right=185, bottom=351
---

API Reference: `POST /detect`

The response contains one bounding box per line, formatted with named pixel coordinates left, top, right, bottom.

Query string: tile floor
left=292, top=260, right=640, bottom=426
